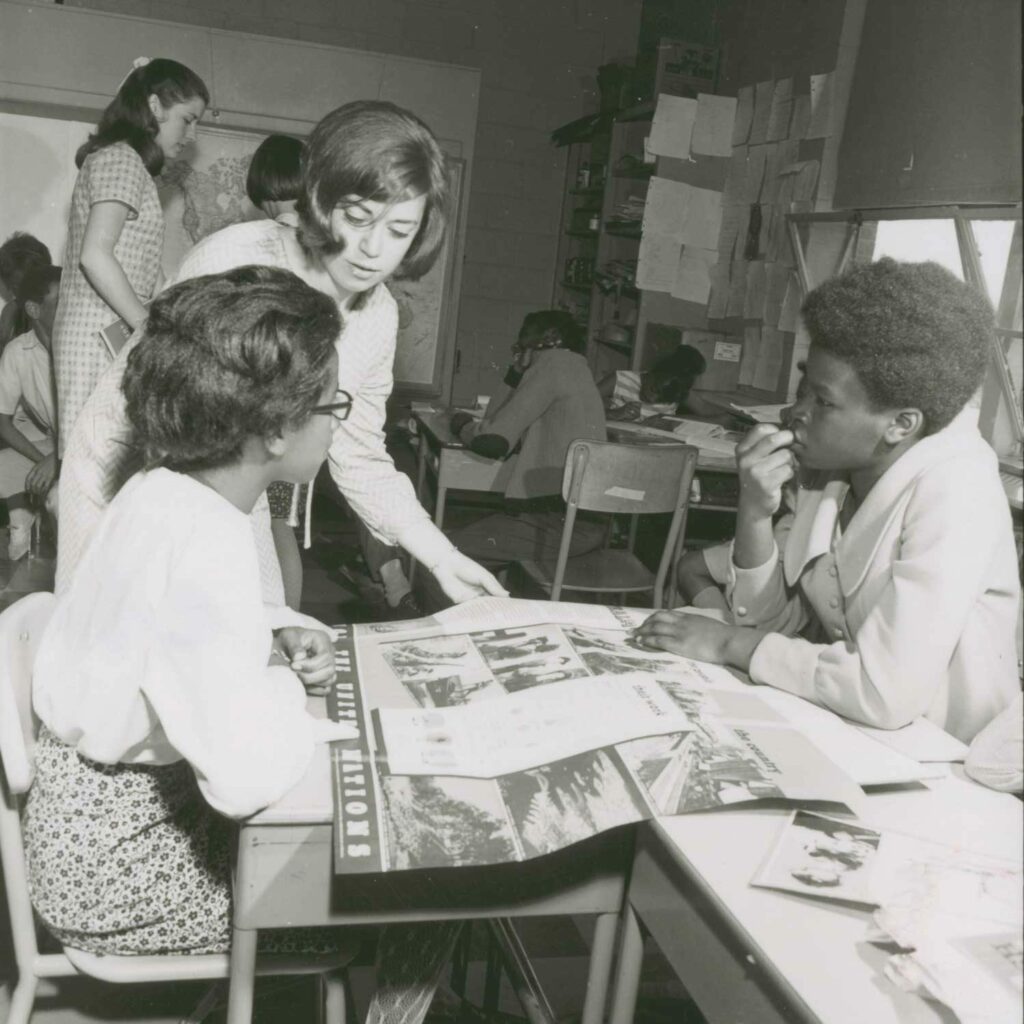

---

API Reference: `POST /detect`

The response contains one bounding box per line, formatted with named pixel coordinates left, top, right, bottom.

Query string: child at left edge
left=636, top=259, right=1020, bottom=743
left=0, top=264, right=61, bottom=559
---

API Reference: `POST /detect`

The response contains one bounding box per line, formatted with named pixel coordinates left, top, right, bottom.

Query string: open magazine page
left=752, top=811, right=1024, bottom=1023
left=329, top=603, right=864, bottom=874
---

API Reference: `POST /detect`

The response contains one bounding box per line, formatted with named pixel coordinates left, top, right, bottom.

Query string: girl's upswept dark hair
left=801, top=258, right=994, bottom=434
left=123, top=265, right=339, bottom=473
left=246, top=134, right=304, bottom=207
left=76, top=58, right=209, bottom=176
left=296, top=100, right=451, bottom=281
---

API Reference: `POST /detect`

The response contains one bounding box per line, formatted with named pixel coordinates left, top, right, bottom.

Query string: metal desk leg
left=581, top=911, right=619, bottom=1024
left=434, top=482, right=448, bottom=529
left=226, top=925, right=258, bottom=1024
left=607, top=905, right=643, bottom=1024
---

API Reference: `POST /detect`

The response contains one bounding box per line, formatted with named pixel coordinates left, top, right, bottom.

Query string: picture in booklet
left=751, top=810, right=882, bottom=905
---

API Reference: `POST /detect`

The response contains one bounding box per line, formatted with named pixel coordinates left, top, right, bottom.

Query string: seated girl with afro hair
left=637, top=259, right=1020, bottom=743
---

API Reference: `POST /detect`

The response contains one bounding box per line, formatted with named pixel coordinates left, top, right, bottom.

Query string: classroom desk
left=608, top=766, right=1023, bottom=1024
left=410, top=408, right=739, bottom=530
left=227, top=697, right=630, bottom=1024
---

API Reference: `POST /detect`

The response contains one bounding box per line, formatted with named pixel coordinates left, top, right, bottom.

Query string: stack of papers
left=753, top=811, right=1023, bottom=1023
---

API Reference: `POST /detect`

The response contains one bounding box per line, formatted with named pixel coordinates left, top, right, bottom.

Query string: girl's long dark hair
left=76, top=58, right=209, bottom=177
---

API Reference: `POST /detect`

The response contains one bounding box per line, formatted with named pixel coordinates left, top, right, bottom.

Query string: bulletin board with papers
left=633, top=70, right=841, bottom=397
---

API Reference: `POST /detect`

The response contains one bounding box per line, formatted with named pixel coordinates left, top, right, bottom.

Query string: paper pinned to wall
left=723, top=146, right=748, bottom=205
left=766, top=78, right=793, bottom=142
left=753, top=326, right=785, bottom=391
left=779, top=273, right=803, bottom=332
left=726, top=259, right=749, bottom=318
left=807, top=72, right=836, bottom=138
left=717, top=204, right=742, bottom=259
left=763, top=263, right=789, bottom=326
left=739, top=325, right=760, bottom=385
left=707, top=260, right=731, bottom=319
left=692, top=93, right=737, bottom=157
left=636, top=231, right=680, bottom=293
left=648, top=94, right=698, bottom=160
left=642, top=177, right=723, bottom=249
left=642, top=176, right=689, bottom=241
left=744, top=145, right=769, bottom=203
left=748, top=80, right=774, bottom=145
left=672, top=245, right=716, bottom=303
left=744, top=259, right=768, bottom=320
left=732, top=85, right=755, bottom=146
left=789, top=93, right=811, bottom=140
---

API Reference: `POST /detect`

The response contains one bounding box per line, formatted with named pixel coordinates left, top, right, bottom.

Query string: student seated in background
left=0, top=232, right=51, bottom=351
left=448, top=309, right=606, bottom=566
left=598, top=344, right=738, bottom=425
left=246, top=133, right=303, bottom=227
left=0, top=265, right=61, bottom=560
left=636, top=259, right=1020, bottom=743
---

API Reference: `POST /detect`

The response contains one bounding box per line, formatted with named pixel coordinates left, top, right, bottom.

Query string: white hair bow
left=117, top=56, right=151, bottom=92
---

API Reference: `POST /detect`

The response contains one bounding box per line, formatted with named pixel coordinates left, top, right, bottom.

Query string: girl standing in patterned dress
left=52, top=57, right=208, bottom=449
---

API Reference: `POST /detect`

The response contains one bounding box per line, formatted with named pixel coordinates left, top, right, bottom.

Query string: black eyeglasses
left=312, top=389, right=353, bottom=421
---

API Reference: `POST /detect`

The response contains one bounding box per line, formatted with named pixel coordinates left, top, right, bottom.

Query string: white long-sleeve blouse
left=35, top=468, right=323, bottom=819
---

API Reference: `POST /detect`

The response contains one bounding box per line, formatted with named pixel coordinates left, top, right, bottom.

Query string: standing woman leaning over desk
left=57, top=101, right=505, bottom=607
left=53, top=58, right=208, bottom=447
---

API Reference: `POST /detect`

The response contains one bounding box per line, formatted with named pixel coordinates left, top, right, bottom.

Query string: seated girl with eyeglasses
left=25, top=266, right=360, bottom=958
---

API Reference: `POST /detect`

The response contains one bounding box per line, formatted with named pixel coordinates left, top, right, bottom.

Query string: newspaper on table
left=752, top=810, right=1023, bottom=1023
left=327, top=598, right=866, bottom=875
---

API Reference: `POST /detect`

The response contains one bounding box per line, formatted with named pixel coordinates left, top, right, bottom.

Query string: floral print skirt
left=23, top=727, right=346, bottom=957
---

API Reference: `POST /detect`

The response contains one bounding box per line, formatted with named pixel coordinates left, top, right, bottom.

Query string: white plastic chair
left=0, top=592, right=352, bottom=1024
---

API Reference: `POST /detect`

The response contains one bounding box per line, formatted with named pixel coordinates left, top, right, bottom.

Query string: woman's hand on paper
left=736, top=424, right=796, bottom=519
left=634, top=610, right=764, bottom=671
left=432, top=549, right=508, bottom=603
left=272, top=627, right=336, bottom=695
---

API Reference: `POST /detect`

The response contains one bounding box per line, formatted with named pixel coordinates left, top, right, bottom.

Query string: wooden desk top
left=648, top=767, right=1023, bottom=1024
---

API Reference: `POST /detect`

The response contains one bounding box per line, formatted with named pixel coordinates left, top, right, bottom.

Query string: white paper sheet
left=692, top=92, right=737, bottom=157
left=749, top=80, right=774, bottom=144
left=649, top=93, right=698, bottom=159
left=766, top=77, right=794, bottom=142
left=672, top=245, right=716, bottom=303
left=732, top=84, right=755, bottom=146
left=636, top=231, right=679, bottom=293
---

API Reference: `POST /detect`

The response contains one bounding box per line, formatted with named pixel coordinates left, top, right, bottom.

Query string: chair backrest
left=551, top=439, right=699, bottom=604
left=0, top=591, right=55, bottom=795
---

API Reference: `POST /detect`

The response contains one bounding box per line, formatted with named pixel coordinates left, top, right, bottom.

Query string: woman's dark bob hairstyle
left=123, top=265, right=339, bottom=473
left=296, top=100, right=451, bottom=281
left=246, top=134, right=304, bottom=208
left=76, top=58, right=209, bottom=177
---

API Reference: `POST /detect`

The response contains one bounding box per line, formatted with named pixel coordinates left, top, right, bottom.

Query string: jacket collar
left=783, top=409, right=988, bottom=593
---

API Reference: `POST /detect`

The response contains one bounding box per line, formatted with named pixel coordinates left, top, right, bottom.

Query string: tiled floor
left=0, top=470, right=700, bottom=1023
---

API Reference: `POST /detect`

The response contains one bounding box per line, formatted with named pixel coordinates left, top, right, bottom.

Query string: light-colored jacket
left=725, top=410, right=1020, bottom=742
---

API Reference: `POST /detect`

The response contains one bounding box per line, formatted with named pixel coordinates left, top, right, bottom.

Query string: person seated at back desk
left=598, top=344, right=737, bottom=426
left=448, top=309, right=607, bottom=568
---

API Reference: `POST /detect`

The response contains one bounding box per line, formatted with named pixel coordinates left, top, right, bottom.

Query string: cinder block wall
left=63, top=0, right=643, bottom=403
